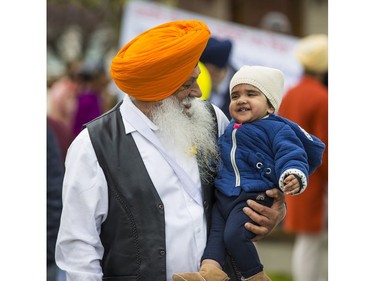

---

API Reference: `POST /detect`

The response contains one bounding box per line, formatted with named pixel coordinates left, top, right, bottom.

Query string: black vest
left=85, top=101, right=240, bottom=281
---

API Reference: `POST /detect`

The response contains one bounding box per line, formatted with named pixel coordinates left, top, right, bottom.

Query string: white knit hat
left=229, top=65, right=284, bottom=112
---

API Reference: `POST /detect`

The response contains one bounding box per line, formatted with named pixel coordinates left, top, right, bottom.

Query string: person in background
left=277, top=34, right=328, bottom=281
left=55, top=20, right=287, bottom=281
left=47, top=76, right=80, bottom=160
left=172, top=66, right=325, bottom=281
left=200, top=36, right=237, bottom=119
left=259, top=11, right=292, bottom=35
left=47, top=125, right=66, bottom=281
left=72, top=61, right=111, bottom=137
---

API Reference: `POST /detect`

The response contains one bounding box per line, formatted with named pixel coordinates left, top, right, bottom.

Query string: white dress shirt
left=55, top=95, right=229, bottom=281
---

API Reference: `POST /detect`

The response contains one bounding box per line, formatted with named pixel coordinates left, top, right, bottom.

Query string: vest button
left=203, top=200, right=208, bottom=207
left=159, top=249, right=166, bottom=256
left=158, top=203, right=164, bottom=210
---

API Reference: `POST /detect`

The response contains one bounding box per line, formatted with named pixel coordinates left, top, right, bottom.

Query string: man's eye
left=181, top=83, right=193, bottom=89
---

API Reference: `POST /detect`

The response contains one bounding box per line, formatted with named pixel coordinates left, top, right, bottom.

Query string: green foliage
left=267, top=272, right=293, bottom=281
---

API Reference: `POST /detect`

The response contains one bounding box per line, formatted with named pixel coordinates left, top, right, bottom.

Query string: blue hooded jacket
left=214, top=114, right=325, bottom=196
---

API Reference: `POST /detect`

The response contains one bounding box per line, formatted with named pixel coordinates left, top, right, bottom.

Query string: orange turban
left=110, top=20, right=211, bottom=101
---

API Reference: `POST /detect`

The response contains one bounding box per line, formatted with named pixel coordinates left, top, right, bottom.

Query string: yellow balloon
left=197, top=61, right=212, bottom=101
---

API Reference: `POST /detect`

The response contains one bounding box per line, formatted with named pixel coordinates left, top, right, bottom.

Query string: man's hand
left=243, top=188, right=286, bottom=242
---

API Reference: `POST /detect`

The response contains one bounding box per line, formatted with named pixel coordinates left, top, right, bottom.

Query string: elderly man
left=55, top=20, right=286, bottom=281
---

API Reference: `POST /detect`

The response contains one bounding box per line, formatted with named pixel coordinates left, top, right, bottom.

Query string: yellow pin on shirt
left=187, top=145, right=198, bottom=156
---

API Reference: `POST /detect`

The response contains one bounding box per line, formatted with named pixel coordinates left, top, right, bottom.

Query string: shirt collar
left=120, top=94, right=158, bottom=134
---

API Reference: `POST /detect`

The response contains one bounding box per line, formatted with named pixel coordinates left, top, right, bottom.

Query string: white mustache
left=181, top=97, right=195, bottom=106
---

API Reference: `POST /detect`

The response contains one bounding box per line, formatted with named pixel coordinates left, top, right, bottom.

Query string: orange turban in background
left=111, top=20, right=211, bottom=101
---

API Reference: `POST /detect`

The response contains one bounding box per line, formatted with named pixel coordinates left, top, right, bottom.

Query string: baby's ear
left=267, top=107, right=275, bottom=114
left=266, top=99, right=275, bottom=114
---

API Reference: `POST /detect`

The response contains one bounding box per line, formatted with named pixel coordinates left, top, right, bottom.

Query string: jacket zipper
left=230, top=128, right=240, bottom=187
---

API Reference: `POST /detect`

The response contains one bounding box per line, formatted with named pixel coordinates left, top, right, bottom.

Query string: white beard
left=149, top=96, right=220, bottom=182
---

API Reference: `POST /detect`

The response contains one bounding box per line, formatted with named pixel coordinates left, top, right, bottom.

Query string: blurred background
left=47, top=0, right=327, bottom=86
left=46, top=1, right=328, bottom=281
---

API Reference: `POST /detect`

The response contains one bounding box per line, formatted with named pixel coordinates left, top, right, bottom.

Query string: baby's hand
left=283, top=175, right=301, bottom=195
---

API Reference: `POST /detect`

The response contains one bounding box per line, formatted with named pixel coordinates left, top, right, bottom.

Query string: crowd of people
left=47, top=18, right=328, bottom=281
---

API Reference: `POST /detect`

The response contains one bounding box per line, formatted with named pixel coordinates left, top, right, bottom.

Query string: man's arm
left=55, top=129, right=107, bottom=281
left=243, top=188, right=286, bottom=242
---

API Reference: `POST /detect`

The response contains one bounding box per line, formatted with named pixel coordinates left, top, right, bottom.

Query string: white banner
left=119, top=0, right=303, bottom=92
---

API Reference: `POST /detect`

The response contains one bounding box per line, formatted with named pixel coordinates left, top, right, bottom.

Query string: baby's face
left=229, top=84, right=274, bottom=124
